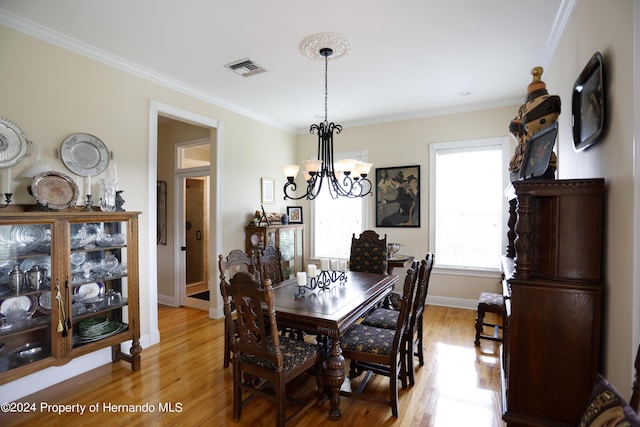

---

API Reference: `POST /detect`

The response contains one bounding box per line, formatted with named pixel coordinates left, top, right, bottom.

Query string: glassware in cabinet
left=0, top=222, right=54, bottom=374
left=68, top=220, right=129, bottom=349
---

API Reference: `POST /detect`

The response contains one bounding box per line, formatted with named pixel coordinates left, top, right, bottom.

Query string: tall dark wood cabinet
left=501, top=178, right=604, bottom=426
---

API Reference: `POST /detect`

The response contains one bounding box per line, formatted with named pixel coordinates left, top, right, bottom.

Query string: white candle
left=330, top=259, right=338, bottom=271
left=296, top=272, right=307, bottom=287
left=307, top=264, right=317, bottom=278
left=113, top=161, right=118, bottom=182
left=320, top=259, right=330, bottom=271
left=86, top=175, right=92, bottom=196
left=4, top=167, right=11, bottom=194
left=338, top=260, right=347, bottom=272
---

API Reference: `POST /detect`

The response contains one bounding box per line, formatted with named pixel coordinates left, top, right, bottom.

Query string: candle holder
left=0, top=193, right=12, bottom=209
left=294, top=269, right=347, bottom=299
left=84, top=194, right=93, bottom=210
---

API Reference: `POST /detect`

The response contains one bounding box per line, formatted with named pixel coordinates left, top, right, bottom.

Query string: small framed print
left=286, top=206, right=303, bottom=224
left=261, top=177, right=274, bottom=203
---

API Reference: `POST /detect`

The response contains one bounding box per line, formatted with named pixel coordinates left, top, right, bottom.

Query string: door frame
left=175, top=170, right=210, bottom=309
left=148, top=101, right=224, bottom=342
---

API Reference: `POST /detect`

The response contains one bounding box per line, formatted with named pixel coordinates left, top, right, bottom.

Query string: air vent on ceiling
left=225, top=58, right=266, bottom=77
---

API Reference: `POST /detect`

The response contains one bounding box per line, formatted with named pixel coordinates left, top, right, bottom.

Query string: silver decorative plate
left=0, top=117, right=32, bottom=168
left=31, top=171, right=79, bottom=210
left=60, top=133, right=109, bottom=177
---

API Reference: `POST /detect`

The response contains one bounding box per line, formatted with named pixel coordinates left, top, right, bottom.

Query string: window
left=429, top=138, right=510, bottom=274
left=312, top=151, right=368, bottom=260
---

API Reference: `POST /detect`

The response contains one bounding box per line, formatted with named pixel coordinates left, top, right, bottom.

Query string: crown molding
left=0, top=9, right=295, bottom=134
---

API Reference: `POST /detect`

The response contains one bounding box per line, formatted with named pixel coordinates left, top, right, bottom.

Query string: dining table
left=271, top=270, right=399, bottom=420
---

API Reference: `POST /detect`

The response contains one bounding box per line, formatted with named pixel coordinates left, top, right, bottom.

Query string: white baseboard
left=157, top=294, right=179, bottom=307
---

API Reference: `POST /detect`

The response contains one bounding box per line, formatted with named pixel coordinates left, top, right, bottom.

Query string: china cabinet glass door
left=0, top=221, right=54, bottom=374
left=68, top=220, right=129, bottom=350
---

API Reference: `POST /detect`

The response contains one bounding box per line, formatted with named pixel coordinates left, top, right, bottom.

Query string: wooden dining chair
left=349, top=230, right=388, bottom=274
left=219, top=249, right=256, bottom=368
left=339, top=263, right=418, bottom=417
left=360, top=259, right=420, bottom=329
left=360, top=254, right=434, bottom=385
left=404, top=253, right=434, bottom=385
left=257, top=245, right=285, bottom=285
left=220, top=271, right=324, bottom=427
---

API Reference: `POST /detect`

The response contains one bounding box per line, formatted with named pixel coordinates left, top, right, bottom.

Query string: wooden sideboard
left=502, top=178, right=604, bottom=426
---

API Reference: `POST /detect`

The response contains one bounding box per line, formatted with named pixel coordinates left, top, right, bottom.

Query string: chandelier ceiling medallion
left=282, top=33, right=373, bottom=200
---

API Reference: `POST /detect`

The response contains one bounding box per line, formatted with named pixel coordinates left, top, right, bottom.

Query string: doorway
left=175, top=139, right=211, bottom=311
left=185, top=177, right=208, bottom=298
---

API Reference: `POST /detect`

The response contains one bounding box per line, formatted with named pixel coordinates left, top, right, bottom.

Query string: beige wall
left=296, top=106, right=518, bottom=302
left=0, top=25, right=297, bottom=346
left=543, top=0, right=636, bottom=392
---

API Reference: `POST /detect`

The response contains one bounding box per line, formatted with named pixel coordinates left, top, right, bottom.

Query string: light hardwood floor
left=1, top=304, right=505, bottom=427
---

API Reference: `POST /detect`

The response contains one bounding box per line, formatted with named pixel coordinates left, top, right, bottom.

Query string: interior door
left=185, top=178, right=207, bottom=291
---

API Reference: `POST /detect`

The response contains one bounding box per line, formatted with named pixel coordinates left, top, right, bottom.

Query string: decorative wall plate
left=0, top=117, right=32, bottom=168
left=31, top=171, right=79, bottom=210
left=572, top=52, right=605, bottom=152
left=60, top=133, right=109, bottom=177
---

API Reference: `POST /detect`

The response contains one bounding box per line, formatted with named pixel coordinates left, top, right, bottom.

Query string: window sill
left=432, top=266, right=502, bottom=279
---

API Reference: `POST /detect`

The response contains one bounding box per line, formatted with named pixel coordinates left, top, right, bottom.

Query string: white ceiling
left=0, top=0, right=572, bottom=133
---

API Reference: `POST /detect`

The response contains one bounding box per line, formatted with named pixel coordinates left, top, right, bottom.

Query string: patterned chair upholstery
left=360, top=260, right=421, bottom=329
left=219, top=249, right=256, bottom=368
left=349, top=230, right=388, bottom=274
left=339, top=263, right=418, bottom=417
left=221, top=271, right=324, bottom=427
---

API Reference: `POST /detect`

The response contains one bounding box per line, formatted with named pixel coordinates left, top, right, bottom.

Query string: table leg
left=325, top=333, right=345, bottom=420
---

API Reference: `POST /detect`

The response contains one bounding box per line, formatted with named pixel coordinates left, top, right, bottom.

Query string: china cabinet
left=245, top=224, right=304, bottom=280
left=501, top=178, right=604, bottom=426
left=0, top=209, right=140, bottom=385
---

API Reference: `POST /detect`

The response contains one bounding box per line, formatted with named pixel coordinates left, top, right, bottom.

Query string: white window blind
left=313, top=151, right=367, bottom=260
left=429, top=138, right=509, bottom=272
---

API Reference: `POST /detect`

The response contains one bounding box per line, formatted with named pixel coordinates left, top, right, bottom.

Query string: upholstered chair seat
left=341, top=324, right=396, bottom=355
left=241, top=335, right=322, bottom=372
left=360, top=308, right=399, bottom=330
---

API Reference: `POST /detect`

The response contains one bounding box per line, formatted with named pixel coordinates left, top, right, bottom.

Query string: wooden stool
left=474, top=292, right=504, bottom=346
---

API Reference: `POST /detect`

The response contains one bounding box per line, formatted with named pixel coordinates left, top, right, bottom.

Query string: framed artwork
left=375, top=165, right=420, bottom=227
left=572, top=51, right=604, bottom=152
left=287, top=206, right=303, bottom=224
left=157, top=180, right=167, bottom=245
left=261, top=177, right=275, bottom=203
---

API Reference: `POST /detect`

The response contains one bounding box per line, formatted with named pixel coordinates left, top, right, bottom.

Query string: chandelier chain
left=324, top=54, right=329, bottom=123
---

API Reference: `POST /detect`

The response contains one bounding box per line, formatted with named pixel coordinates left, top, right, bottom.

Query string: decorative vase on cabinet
left=0, top=209, right=141, bottom=385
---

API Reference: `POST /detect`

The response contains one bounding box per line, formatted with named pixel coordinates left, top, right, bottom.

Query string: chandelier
left=282, top=37, right=373, bottom=200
